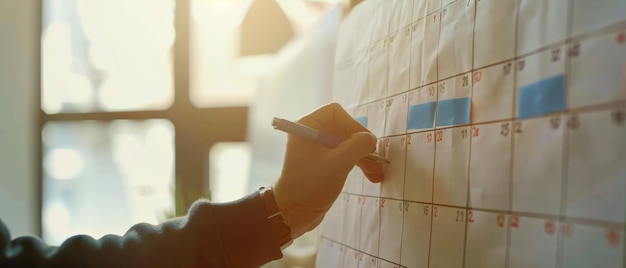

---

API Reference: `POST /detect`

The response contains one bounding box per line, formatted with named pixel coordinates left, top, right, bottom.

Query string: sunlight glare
left=44, top=148, right=85, bottom=180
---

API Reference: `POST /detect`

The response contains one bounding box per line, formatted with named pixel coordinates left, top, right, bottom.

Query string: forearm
left=0, top=192, right=283, bottom=268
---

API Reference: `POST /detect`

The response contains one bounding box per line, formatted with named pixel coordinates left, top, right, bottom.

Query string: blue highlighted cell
left=436, top=98, right=471, bottom=127
left=518, top=74, right=566, bottom=120
left=408, top=102, right=436, bottom=130
left=355, top=116, right=368, bottom=127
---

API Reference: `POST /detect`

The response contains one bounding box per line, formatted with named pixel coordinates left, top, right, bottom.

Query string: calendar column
left=340, top=194, right=362, bottom=250
left=473, top=0, right=516, bottom=69
left=347, top=106, right=367, bottom=196
left=429, top=206, right=467, bottom=268
left=471, top=61, right=515, bottom=123
left=404, top=131, right=434, bottom=204
left=344, top=167, right=364, bottom=196
left=381, top=93, right=408, bottom=201
left=566, top=110, right=626, bottom=223
left=384, top=93, right=409, bottom=137
left=464, top=210, right=507, bottom=268
left=509, top=215, right=559, bottom=267
left=388, top=26, right=411, bottom=96
left=513, top=47, right=566, bottom=215
left=358, top=254, right=381, bottom=268
left=369, top=38, right=389, bottom=102
left=359, top=196, right=381, bottom=257
left=401, top=202, right=432, bottom=268
left=438, top=0, right=475, bottom=80
left=568, top=30, right=626, bottom=108
left=316, top=239, right=344, bottom=267
left=354, top=49, right=370, bottom=106
left=433, top=74, right=472, bottom=207
left=420, top=8, right=441, bottom=85
left=409, top=18, right=426, bottom=90
left=517, top=0, right=568, bottom=56
left=571, top=0, right=626, bottom=37
left=381, top=136, right=406, bottom=199
left=389, top=0, right=413, bottom=34
left=468, top=122, right=511, bottom=211
left=469, top=62, right=514, bottom=211
left=334, top=14, right=358, bottom=108
left=412, top=0, right=426, bottom=23
left=511, top=115, right=564, bottom=215
left=342, top=247, right=360, bottom=268
left=561, top=223, right=624, bottom=267
left=378, top=198, right=404, bottom=264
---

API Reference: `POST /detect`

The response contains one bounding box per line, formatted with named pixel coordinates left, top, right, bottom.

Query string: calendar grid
left=321, top=0, right=626, bottom=267
left=340, top=192, right=625, bottom=229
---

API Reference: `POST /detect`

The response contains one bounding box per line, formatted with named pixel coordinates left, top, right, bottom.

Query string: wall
left=0, top=0, right=39, bottom=237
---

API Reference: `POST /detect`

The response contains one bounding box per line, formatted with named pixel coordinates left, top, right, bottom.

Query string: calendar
left=316, top=0, right=626, bottom=267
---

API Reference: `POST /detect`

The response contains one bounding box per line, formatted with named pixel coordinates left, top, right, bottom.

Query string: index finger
left=297, top=102, right=370, bottom=140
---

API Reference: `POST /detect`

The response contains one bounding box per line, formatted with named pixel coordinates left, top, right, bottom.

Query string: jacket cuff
left=199, top=192, right=283, bottom=267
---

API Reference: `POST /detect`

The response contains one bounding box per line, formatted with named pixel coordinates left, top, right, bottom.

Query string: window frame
left=37, top=0, right=248, bottom=236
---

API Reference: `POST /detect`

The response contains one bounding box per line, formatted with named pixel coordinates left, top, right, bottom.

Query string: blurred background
left=0, top=0, right=362, bottom=266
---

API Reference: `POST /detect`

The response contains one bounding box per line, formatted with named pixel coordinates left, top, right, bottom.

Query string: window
left=40, top=0, right=248, bottom=244
left=40, top=0, right=347, bottom=248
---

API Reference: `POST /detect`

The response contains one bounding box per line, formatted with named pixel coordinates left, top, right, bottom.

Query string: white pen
left=272, top=117, right=390, bottom=164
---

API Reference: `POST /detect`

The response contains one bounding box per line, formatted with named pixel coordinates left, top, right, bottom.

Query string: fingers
left=297, top=103, right=369, bottom=139
left=357, top=158, right=384, bottom=183
left=333, top=131, right=377, bottom=169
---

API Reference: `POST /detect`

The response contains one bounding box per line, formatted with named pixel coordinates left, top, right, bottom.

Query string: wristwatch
left=258, top=186, right=293, bottom=250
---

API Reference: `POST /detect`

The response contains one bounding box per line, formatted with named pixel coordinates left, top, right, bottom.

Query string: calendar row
left=370, top=0, right=626, bottom=45
left=337, top=0, right=626, bottom=72
left=320, top=203, right=625, bottom=268
left=343, top=109, right=626, bottom=222
left=335, top=19, right=626, bottom=110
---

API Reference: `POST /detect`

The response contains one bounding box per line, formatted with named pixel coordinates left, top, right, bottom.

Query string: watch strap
left=258, top=187, right=292, bottom=250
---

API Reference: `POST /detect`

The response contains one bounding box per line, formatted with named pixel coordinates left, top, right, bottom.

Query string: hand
left=273, top=103, right=384, bottom=239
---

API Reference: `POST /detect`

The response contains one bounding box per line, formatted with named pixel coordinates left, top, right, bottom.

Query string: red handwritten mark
left=617, top=31, right=625, bottom=44
left=354, top=252, right=359, bottom=260
left=380, top=198, right=386, bottom=208
left=544, top=221, right=556, bottom=235
left=468, top=210, right=475, bottom=223
left=561, top=224, right=574, bottom=238
left=510, top=215, right=520, bottom=228
left=606, top=229, right=621, bottom=248
left=496, top=214, right=505, bottom=228
left=436, top=130, right=443, bottom=142
left=473, top=71, right=482, bottom=84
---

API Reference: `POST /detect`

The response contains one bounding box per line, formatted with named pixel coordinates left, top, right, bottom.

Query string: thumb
left=334, top=132, right=377, bottom=167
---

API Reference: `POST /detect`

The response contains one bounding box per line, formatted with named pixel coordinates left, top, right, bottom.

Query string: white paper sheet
left=318, top=0, right=626, bottom=267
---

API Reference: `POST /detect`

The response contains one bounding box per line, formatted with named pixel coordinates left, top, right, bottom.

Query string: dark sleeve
left=0, top=192, right=283, bottom=268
